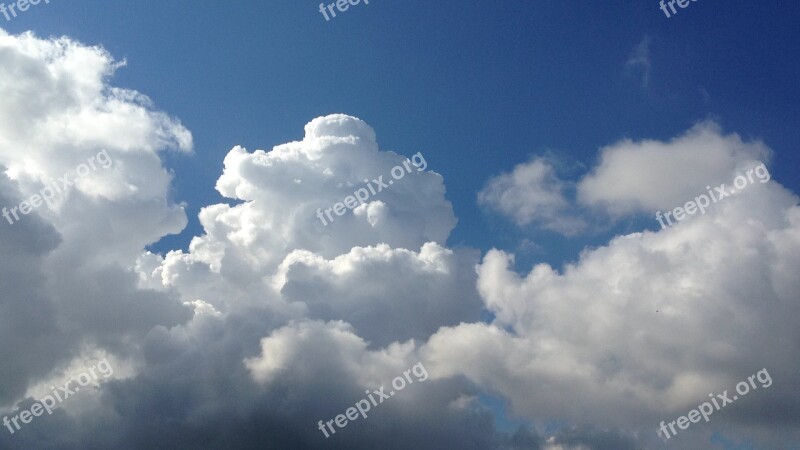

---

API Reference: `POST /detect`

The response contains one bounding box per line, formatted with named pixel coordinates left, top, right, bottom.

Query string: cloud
left=0, top=28, right=192, bottom=411
left=0, top=29, right=192, bottom=264
left=480, top=122, right=774, bottom=234
left=576, top=122, right=771, bottom=216
left=548, top=425, right=639, bottom=450
left=0, top=29, right=497, bottom=449
left=168, top=113, right=458, bottom=283
left=2, top=28, right=799, bottom=450
left=478, top=157, right=587, bottom=235
left=273, top=242, right=482, bottom=347
left=625, top=36, right=652, bottom=88
left=425, top=164, right=800, bottom=446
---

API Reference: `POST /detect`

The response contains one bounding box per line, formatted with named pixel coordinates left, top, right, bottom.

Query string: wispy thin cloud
left=626, top=35, right=652, bottom=88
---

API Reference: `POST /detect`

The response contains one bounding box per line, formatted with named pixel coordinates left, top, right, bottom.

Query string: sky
left=0, top=0, right=799, bottom=449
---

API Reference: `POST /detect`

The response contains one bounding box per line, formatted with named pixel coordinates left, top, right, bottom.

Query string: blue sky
left=2, top=1, right=799, bottom=449
left=10, top=0, right=800, bottom=266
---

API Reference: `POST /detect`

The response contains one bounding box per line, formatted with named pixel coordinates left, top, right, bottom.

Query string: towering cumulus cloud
left=2, top=29, right=799, bottom=449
